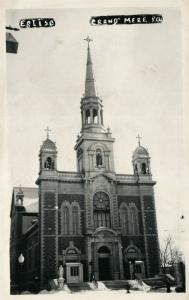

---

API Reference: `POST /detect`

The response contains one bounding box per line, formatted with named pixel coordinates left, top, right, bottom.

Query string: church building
left=10, top=37, right=160, bottom=292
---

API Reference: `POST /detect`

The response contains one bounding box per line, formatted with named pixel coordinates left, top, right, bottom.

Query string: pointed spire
left=16, top=185, right=24, bottom=206
left=84, top=36, right=96, bottom=98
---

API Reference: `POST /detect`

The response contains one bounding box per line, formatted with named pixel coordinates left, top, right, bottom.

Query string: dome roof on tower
left=133, top=145, right=149, bottom=157
left=41, top=138, right=56, bottom=151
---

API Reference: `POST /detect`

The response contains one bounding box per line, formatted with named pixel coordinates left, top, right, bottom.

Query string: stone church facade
left=10, top=39, right=160, bottom=291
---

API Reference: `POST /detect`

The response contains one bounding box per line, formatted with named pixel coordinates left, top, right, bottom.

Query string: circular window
left=93, top=192, right=110, bottom=210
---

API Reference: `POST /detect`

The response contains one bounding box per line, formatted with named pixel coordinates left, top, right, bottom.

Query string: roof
left=133, top=146, right=149, bottom=157
left=6, top=32, right=18, bottom=43
left=41, top=138, right=56, bottom=151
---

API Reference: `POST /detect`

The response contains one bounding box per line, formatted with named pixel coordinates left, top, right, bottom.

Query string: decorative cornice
left=74, top=135, right=115, bottom=150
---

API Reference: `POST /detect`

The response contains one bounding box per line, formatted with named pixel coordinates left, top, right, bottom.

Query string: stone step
left=103, top=280, right=129, bottom=290
left=67, top=282, right=92, bottom=293
left=143, top=278, right=166, bottom=288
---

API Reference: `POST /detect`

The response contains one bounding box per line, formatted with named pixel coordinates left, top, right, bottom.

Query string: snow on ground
left=128, top=279, right=151, bottom=292
left=96, top=282, right=110, bottom=290
left=21, top=282, right=177, bottom=295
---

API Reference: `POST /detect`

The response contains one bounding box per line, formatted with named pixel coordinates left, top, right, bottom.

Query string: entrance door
left=98, top=257, right=111, bottom=280
left=98, top=246, right=111, bottom=281
left=66, top=263, right=83, bottom=283
left=134, top=261, right=145, bottom=278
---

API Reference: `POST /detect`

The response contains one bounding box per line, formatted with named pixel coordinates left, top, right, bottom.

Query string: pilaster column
left=138, top=186, right=150, bottom=276
left=87, top=238, right=92, bottom=281
left=39, top=184, right=58, bottom=288
left=101, top=110, right=104, bottom=125
left=82, top=111, right=85, bottom=126
left=90, top=108, right=93, bottom=123
left=105, top=155, right=110, bottom=171
left=93, top=242, right=98, bottom=280
left=118, top=241, right=124, bottom=279
left=97, top=109, right=100, bottom=124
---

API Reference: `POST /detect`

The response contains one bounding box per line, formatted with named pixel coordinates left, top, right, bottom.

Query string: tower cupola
left=132, top=135, right=151, bottom=175
left=39, top=127, right=57, bottom=173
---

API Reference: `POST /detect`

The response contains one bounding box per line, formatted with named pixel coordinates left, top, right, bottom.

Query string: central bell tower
left=74, top=37, right=115, bottom=177
left=80, top=36, right=105, bottom=134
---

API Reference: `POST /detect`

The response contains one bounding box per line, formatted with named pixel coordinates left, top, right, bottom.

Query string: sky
left=6, top=7, right=185, bottom=249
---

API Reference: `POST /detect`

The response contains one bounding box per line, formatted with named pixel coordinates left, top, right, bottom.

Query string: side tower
left=132, top=136, right=151, bottom=176
left=132, top=139, right=161, bottom=277
left=37, top=131, right=59, bottom=288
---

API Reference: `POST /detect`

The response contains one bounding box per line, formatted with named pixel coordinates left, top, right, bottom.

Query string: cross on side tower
left=136, top=134, right=142, bottom=147
left=84, top=35, right=93, bottom=47
left=45, top=127, right=51, bottom=139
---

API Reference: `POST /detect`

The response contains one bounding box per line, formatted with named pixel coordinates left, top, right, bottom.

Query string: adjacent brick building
left=10, top=39, right=160, bottom=292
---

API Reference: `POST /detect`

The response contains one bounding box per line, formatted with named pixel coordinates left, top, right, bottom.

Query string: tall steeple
left=84, top=36, right=96, bottom=98
left=80, top=36, right=105, bottom=133
left=75, top=37, right=115, bottom=175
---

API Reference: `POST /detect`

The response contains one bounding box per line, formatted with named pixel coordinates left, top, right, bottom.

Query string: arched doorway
left=98, top=246, right=111, bottom=280
left=91, top=228, right=124, bottom=281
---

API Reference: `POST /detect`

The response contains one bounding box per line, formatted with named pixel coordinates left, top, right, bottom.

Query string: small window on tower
left=16, top=198, right=22, bottom=206
left=141, top=163, right=147, bottom=174
left=85, top=109, right=90, bottom=124
left=44, top=157, right=54, bottom=170
left=96, top=149, right=103, bottom=166
left=93, top=109, right=98, bottom=124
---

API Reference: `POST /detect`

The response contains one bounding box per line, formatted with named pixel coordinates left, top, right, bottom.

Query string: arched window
left=93, top=192, right=111, bottom=229
left=61, top=202, right=81, bottom=236
left=98, top=246, right=110, bottom=254
left=141, top=163, right=147, bottom=174
left=71, top=202, right=81, bottom=235
left=85, top=109, right=90, bottom=124
left=44, top=157, right=54, bottom=170
left=16, top=198, right=23, bottom=206
left=93, top=109, right=98, bottom=124
left=72, top=206, right=79, bottom=235
left=62, top=206, right=69, bottom=235
left=125, top=246, right=141, bottom=260
left=119, top=204, right=129, bottom=235
left=96, top=149, right=103, bottom=166
left=128, top=203, right=139, bottom=235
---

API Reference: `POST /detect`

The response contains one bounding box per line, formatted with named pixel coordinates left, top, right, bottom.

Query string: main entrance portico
left=89, top=228, right=124, bottom=281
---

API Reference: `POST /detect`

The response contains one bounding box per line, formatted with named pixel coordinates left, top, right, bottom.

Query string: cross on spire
left=136, top=134, right=142, bottom=147
left=45, top=127, right=51, bottom=139
left=84, top=35, right=93, bottom=48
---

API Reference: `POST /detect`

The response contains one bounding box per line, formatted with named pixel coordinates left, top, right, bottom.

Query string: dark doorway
left=98, top=257, right=111, bottom=280
left=98, top=246, right=111, bottom=281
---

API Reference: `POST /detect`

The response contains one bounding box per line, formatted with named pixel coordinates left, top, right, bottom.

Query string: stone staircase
left=67, top=282, right=93, bottom=293
left=51, top=278, right=172, bottom=293
left=143, top=278, right=166, bottom=288
left=143, top=274, right=175, bottom=289
left=102, top=280, right=129, bottom=290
